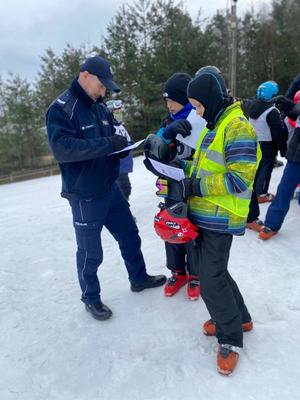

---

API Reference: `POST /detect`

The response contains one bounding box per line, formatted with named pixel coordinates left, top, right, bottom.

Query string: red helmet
left=293, top=90, right=300, bottom=104
left=154, top=202, right=199, bottom=244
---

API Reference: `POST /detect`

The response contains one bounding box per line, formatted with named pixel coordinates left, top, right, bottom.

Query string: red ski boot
left=187, top=275, right=200, bottom=300
left=164, top=271, right=188, bottom=297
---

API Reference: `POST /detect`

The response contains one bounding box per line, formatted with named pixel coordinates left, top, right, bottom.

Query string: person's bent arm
left=46, top=107, right=114, bottom=163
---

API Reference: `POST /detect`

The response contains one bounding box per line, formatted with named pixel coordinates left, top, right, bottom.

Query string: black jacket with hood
left=248, top=99, right=288, bottom=156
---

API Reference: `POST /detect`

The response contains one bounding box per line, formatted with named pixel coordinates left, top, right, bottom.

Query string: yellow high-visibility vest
left=188, top=103, right=261, bottom=218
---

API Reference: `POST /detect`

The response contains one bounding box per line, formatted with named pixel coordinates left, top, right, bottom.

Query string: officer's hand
left=179, top=178, right=202, bottom=200
left=115, top=150, right=131, bottom=159
left=163, top=119, right=192, bottom=140
left=109, top=135, right=128, bottom=152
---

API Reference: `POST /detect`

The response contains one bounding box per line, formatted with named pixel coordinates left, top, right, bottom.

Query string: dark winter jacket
left=273, top=95, right=295, bottom=118
left=160, top=102, right=194, bottom=160
left=46, top=79, right=119, bottom=200
left=286, top=122, right=300, bottom=164
left=286, top=74, right=300, bottom=99
left=249, top=99, right=288, bottom=156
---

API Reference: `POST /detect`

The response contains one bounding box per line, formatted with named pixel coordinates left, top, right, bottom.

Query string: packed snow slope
left=1, top=156, right=299, bottom=400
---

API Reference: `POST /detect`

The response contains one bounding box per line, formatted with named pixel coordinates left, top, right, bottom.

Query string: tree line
left=0, top=0, right=299, bottom=176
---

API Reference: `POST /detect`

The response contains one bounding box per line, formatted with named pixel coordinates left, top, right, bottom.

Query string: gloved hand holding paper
left=110, top=139, right=145, bottom=154
left=148, top=158, right=185, bottom=181
left=176, top=109, right=206, bottom=149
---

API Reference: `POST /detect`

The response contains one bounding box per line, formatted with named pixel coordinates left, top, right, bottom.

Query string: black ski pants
left=255, top=141, right=278, bottom=195
left=165, top=241, right=198, bottom=276
left=247, top=189, right=260, bottom=223
left=194, top=229, right=251, bottom=347
left=164, top=197, right=198, bottom=277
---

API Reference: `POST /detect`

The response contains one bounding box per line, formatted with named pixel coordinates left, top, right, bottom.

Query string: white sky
left=0, top=0, right=269, bottom=82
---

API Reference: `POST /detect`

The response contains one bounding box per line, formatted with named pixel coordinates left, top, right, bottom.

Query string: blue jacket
left=113, top=121, right=134, bottom=174
left=120, top=152, right=134, bottom=174
left=46, top=79, right=119, bottom=200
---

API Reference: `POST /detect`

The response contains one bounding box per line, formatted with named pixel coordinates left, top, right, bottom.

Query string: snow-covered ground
left=1, top=156, right=299, bottom=400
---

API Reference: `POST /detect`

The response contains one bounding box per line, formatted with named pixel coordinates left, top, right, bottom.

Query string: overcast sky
left=0, top=0, right=269, bottom=82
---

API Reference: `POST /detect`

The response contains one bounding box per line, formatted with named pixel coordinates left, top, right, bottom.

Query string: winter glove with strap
left=179, top=178, right=202, bottom=200
left=166, top=178, right=202, bottom=202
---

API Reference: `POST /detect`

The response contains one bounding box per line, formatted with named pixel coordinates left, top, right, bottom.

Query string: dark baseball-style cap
left=80, top=56, right=120, bottom=92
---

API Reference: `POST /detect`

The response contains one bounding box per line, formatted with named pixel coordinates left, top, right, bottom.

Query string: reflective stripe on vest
left=188, top=103, right=261, bottom=218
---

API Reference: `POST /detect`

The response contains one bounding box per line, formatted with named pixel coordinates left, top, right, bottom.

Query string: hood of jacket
left=187, top=70, right=232, bottom=129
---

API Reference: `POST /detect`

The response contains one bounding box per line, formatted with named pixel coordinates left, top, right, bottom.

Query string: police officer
left=46, top=56, right=166, bottom=321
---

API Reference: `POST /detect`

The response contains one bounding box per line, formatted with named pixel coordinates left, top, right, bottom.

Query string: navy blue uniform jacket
left=46, top=79, right=119, bottom=200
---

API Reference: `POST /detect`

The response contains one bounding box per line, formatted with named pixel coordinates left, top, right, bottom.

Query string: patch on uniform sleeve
left=81, top=124, right=96, bottom=130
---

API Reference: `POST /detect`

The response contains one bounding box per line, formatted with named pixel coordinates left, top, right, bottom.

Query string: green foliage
left=0, top=75, right=47, bottom=173
left=271, top=0, right=300, bottom=91
left=102, top=0, right=203, bottom=136
left=35, top=44, right=90, bottom=119
left=1, top=0, right=300, bottom=176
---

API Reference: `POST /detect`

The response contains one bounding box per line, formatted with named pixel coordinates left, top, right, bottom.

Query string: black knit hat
left=187, top=71, right=230, bottom=128
left=163, top=73, right=191, bottom=106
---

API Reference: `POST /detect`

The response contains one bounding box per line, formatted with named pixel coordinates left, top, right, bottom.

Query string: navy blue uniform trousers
left=265, top=161, right=300, bottom=231
left=69, top=184, right=147, bottom=304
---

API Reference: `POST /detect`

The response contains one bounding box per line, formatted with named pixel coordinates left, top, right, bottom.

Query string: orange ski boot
left=217, top=344, right=240, bottom=376
left=246, top=219, right=264, bottom=232
left=257, top=193, right=275, bottom=203
left=203, top=319, right=253, bottom=336
left=258, top=226, right=278, bottom=241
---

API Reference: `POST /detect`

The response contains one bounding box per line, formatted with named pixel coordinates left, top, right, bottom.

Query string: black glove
left=166, top=178, right=202, bottom=202
left=168, top=157, right=183, bottom=168
left=288, top=103, right=300, bottom=120
left=273, top=95, right=294, bottom=117
left=109, top=135, right=128, bottom=152
left=143, top=158, right=168, bottom=177
left=115, top=150, right=131, bottom=159
left=179, top=178, right=202, bottom=200
left=163, top=119, right=192, bottom=141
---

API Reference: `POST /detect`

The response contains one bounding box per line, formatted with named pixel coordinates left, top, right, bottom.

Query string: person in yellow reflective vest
left=171, top=68, right=261, bottom=375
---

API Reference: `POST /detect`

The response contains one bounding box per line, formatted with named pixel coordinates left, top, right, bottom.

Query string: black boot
left=85, top=301, right=113, bottom=320
left=131, top=274, right=166, bottom=292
